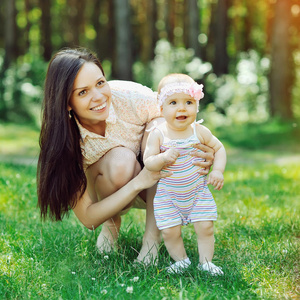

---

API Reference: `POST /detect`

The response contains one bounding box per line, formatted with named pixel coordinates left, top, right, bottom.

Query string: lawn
left=0, top=121, right=299, bottom=299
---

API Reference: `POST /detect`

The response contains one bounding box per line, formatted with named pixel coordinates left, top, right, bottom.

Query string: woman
left=37, top=48, right=214, bottom=264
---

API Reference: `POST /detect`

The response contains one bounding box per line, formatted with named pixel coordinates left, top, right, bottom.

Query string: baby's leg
left=193, top=221, right=214, bottom=263
left=162, top=225, right=187, bottom=261
left=86, top=147, right=141, bottom=252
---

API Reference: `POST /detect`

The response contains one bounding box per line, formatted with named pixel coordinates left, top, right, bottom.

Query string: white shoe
left=198, top=262, right=224, bottom=276
left=166, top=258, right=191, bottom=274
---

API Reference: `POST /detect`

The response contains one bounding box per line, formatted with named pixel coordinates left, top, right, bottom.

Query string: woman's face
left=68, top=62, right=112, bottom=128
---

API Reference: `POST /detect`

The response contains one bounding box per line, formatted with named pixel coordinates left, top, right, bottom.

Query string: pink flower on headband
left=189, top=82, right=204, bottom=101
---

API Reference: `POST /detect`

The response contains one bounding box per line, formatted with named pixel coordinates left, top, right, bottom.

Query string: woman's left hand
left=190, top=143, right=214, bottom=175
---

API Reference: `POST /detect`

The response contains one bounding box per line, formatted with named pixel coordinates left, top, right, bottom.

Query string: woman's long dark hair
left=37, top=48, right=105, bottom=221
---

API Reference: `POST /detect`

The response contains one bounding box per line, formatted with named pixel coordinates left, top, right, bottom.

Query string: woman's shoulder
left=108, top=80, right=155, bottom=98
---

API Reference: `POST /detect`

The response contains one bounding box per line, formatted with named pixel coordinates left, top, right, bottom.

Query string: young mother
left=37, top=48, right=214, bottom=264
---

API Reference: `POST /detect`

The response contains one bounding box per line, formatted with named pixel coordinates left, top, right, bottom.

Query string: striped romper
left=153, top=125, right=217, bottom=230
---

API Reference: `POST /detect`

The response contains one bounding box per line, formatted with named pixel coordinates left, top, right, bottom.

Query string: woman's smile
left=91, top=101, right=107, bottom=112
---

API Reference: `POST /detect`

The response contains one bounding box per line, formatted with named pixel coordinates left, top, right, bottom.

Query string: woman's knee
left=103, top=148, right=140, bottom=189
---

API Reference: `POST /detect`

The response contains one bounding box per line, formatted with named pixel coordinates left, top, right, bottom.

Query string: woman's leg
left=193, top=221, right=214, bottom=263
left=136, top=184, right=161, bottom=264
left=86, top=147, right=141, bottom=252
left=136, top=117, right=165, bottom=263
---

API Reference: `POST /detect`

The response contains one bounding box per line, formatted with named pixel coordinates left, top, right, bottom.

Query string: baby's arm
left=144, top=129, right=179, bottom=172
left=196, top=125, right=226, bottom=190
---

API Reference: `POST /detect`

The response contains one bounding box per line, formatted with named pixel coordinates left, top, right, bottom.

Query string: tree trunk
left=113, top=0, right=132, bottom=80
left=187, top=0, right=201, bottom=57
left=66, top=0, right=85, bottom=47
left=139, top=0, right=156, bottom=63
left=269, top=0, right=293, bottom=119
left=213, top=0, right=230, bottom=76
left=0, top=0, right=17, bottom=120
left=3, top=0, right=16, bottom=70
left=39, top=0, right=52, bottom=61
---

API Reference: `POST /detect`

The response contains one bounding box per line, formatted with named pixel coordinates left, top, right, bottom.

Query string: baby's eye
left=78, top=90, right=87, bottom=96
left=170, top=101, right=177, bottom=105
left=187, top=100, right=193, bottom=105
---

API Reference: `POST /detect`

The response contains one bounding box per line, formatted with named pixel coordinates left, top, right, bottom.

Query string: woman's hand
left=190, top=143, right=214, bottom=175
left=136, top=167, right=172, bottom=190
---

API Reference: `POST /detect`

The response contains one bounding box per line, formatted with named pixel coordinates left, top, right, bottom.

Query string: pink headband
left=158, top=82, right=204, bottom=106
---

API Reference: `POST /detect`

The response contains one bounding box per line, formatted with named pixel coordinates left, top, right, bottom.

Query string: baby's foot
left=166, top=258, right=191, bottom=274
left=198, top=262, right=224, bottom=276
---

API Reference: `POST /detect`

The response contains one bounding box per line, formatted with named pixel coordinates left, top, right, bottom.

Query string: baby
left=144, top=73, right=226, bottom=275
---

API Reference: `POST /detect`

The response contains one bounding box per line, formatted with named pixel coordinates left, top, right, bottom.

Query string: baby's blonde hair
left=158, top=73, right=194, bottom=94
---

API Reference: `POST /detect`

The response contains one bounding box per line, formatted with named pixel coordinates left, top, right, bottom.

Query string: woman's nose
left=91, top=88, right=103, bottom=101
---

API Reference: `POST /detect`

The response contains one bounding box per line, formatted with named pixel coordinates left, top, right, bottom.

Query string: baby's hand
left=207, top=170, right=224, bottom=190
left=162, top=148, right=180, bottom=166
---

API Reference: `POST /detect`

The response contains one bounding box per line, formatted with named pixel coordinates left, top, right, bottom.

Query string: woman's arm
left=73, top=167, right=169, bottom=230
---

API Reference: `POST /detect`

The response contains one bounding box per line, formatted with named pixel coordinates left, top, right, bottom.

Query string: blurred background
left=0, top=0, right=299, bottom=129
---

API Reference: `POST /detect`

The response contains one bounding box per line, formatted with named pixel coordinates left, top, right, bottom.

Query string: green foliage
left=134, top=40, right=272, bottom=125
left=0, top=54, right=47, bottom=125
left=133, top=39, right=212, bottom=89
left=205, top=50, right=270, bottom=124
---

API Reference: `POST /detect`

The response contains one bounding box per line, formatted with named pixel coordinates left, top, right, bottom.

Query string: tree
left=39, top=0, right=52, bottom=60
left=269, top=0, right=294, bottom=119
left=0, top=0, right=17, bottom=120
left=113, top=0, right=132, bottom=80
left=187, top=0, right=201, bottom=57
left=213, top=0, right=230, bottom=75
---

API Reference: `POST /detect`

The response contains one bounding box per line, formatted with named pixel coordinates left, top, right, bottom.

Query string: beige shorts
left=120, top=195, right=146, bottom=215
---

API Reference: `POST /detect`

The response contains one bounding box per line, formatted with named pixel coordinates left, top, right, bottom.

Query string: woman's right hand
left=137, top=167, right=172, bottom=190
left=190, top=143, right=215, bottom=175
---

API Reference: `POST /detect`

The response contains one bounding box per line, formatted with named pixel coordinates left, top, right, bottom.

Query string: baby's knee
left=162, top=226, right=181, bottom=241
left=195, top=221, right=214, bottom=237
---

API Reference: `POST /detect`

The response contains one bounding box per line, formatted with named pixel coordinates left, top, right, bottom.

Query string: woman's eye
left=78, top=90, right=87, bottom=96
left=97, top=80, right=105, bottom=86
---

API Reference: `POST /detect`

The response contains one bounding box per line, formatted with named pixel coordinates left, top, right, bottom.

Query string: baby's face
left=161, top=93, right=198, bottom=131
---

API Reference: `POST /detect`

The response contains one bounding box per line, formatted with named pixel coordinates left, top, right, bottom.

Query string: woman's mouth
left=91, top=102, right=107, bottom=111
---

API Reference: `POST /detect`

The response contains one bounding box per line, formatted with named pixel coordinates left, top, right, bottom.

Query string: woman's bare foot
left=96, top=216, right=121, bottom=253
left=136, top=238, right=161, bottom=265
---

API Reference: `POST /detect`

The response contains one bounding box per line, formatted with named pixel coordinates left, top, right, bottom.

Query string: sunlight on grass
left=0, top=123, right=40, bottom=157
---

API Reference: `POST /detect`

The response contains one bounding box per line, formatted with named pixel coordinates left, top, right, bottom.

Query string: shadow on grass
left=216, top=120, right=300, bottom=150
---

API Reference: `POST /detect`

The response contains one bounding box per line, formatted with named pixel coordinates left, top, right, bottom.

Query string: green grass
left=0, top=122, right=299, bottom=299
